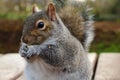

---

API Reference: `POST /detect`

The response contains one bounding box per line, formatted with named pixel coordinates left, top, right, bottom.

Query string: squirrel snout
left=22, top=35, right=36, bottom=45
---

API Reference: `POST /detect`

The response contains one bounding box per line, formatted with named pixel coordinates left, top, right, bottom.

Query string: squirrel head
left=22, top=3, right=60, bottom=45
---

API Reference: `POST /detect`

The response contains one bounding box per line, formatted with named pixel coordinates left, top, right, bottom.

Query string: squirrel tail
left=53, top=0, right=94, bottom=51
left=82, top=6, right=94, bottom=51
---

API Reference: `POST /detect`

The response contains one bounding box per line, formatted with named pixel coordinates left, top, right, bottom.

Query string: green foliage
left=90, top=32, right=120, bottom=53
left=94, top=14, right=120, bottom=21
left=93, top=0, right=120, bottom=21
left=90, top=43, right=120, bottom=54
left=0, top=12, right=27, bottom=20
left=110, top=0, right=120, bottom=14
left=0, top=0, right=119, bottom=21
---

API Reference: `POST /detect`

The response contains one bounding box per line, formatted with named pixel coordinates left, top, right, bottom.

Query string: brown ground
left=93, top=21, right=120, bottom=42
left=0, top=19, right=120, bottom=53
left=0, top=19, right=23, bottom=53
left=94, top=21, right=120, bottom=32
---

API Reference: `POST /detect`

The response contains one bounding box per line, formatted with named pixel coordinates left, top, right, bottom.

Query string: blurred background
left=0, top=0, right=120, bottom=54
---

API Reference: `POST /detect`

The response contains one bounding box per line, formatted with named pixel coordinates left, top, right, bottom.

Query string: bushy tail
left=82, top=6, right=94, bottom=51
left=52, top=0, right=94, bottom=51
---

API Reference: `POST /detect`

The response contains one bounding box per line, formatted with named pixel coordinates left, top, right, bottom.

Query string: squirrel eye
left=36, top=20, right=46, bottom=30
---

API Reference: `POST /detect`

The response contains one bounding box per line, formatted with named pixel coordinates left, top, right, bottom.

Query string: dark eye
left=35, top=20, right=46, bottom=30
left=38, top=22, right=44, bottom=28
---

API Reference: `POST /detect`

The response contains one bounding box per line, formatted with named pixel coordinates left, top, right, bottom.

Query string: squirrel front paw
left=19, top=44, right=38, bottom=59
left=19, top=44, right=28, bottom=57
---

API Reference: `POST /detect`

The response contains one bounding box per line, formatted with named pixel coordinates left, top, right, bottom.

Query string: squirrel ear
left=32, top=4, right=40, bottom=13
left=47, top=3, right=56, bottom=21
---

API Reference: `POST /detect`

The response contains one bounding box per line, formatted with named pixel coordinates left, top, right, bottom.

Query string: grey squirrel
left=19, top=1, right=94, bottom=80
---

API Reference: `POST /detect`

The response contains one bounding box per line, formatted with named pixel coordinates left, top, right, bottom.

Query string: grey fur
left=19, top=2, right=93, bottom=80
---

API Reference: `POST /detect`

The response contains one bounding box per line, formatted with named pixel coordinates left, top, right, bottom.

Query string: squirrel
left=19, top=1, right=94, bottom=80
